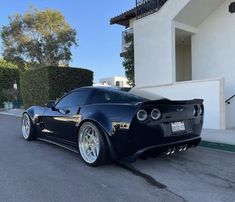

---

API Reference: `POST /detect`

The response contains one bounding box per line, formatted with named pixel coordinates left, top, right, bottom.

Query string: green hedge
left=20, top=66, right=93, bottom=108
left=0, top=67, right=20, bottom=107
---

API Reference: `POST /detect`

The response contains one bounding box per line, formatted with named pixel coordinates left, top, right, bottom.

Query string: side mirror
left=46, top=101, right=56, bottom=109
left=58, top=109, right=70, bottom=115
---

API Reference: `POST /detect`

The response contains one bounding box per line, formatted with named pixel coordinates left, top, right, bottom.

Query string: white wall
left=99, top=77, right=130, bottom=88
left=133, top=78, right=225, bottom=129
left=114, top=76, right=130, bottom=88
left=99, top=77, right=115, bottom=86
left=192, top=0, right=235, bottom=128
left=133, top=0, right=190, bottom=87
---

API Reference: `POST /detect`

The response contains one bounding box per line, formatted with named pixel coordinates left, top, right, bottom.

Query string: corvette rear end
left=113, top=99, right=204, bottom=159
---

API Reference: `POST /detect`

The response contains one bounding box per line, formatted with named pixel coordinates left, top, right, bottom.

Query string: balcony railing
left=121, top=28, right=133, bottom=54
left=136, top=0, right=168, bottom=19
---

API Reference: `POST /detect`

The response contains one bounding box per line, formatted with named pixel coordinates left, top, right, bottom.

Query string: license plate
left=171, top=121, right=185, bottom=133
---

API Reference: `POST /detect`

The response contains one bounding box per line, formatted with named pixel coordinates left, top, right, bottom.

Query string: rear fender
left=83, top=111, right=113, bottom=136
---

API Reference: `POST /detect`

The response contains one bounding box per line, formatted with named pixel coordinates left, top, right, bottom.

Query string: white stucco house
left=94, top=76, right=131, bottom=88
left=111, top=0, right=235, bottom=130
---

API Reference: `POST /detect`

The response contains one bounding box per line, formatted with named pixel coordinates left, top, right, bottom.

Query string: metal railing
left=226, top=95, right=235, bottom=104
left=136, top=0, right=168, bottom=19
left=122, top=28, right=134, bottom=53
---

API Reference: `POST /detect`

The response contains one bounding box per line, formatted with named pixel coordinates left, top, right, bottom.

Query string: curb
left=200, top=140, right=235, bottom=152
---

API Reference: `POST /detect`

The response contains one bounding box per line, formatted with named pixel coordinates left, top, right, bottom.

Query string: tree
left=123, top=33, right=135, bottom=87
left=0, top=58, right=17, bottom=69
left=1, top=7, right=78, bottom=70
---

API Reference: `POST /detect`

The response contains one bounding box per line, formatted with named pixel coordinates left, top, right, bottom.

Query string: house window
left=116, top=81, right=120, bottom=87
left=116, top=81, right=124, bottom=87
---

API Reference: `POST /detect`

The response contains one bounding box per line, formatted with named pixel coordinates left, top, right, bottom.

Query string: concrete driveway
left=0, top=114, right=234, bottom=202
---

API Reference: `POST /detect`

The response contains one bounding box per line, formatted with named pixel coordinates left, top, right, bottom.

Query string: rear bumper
left=110, top=115, right=203, bottom=159
left=130, top=137, right=201, bottom=159
left=109, top=99, right=204, bottom=160
left=111, top=122, right=202, bottom=158
left=110, top=129, right=202, bottom=159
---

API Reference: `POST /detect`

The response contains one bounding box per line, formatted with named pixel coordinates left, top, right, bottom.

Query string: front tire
left=78, top=122, right=108, bottom=167
left=21, top=113, right=35, bottom=141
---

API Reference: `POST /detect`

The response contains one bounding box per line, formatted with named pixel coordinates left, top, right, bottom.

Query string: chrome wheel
left=22, top=114, right=31, bottom=139
left=78, top=123, right=100, bottom=164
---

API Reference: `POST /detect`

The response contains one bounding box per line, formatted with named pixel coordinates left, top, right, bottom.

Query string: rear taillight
left=193, top=105, right=204, bottom=116
left=193, top=106, right=198, bottom=116
left=199, top=105, right=204, bottom=116
left=136, top=109, right=148, bottom=121
left=151, top=108, right=161, bottom=120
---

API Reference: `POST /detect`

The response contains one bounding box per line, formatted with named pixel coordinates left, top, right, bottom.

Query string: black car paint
left=25, top=87, right=203, bottom=160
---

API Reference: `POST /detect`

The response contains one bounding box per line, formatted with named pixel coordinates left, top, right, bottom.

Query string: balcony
left=121, top=28, right=133, bottom=57
left=136, top=0, right=168, bottom=19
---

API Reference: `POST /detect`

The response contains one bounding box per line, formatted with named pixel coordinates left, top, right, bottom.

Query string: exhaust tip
left=183, top=144, right=188, bottom=151
left=171, top=147, right=176, bottom=155
left=166, top=148, right=171, bottom=155
left=179, top=145, right=184, bottom=152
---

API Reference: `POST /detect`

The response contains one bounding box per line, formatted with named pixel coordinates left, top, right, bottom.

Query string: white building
left=97, top=76, right=131, bottom=88
left=111, top=0, right=235, bottom=130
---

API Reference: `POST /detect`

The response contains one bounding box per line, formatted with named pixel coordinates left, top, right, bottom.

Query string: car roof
left=71, top=86, right=122, bottom=93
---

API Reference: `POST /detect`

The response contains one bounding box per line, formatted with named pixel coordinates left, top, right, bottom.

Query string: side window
left=90, top=91, right=106, bottom=103
left=56, top=90, right=90, bottom=109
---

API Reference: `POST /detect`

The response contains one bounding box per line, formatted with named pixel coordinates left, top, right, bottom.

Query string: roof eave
left=110, top=8, right=136, bottom=27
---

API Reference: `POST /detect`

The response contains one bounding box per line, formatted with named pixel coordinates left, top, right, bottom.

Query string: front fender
left=24, top=106, right=46, bottom=124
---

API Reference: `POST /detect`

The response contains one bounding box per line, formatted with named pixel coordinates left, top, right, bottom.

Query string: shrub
left=0, top=67, right=20, bottom=107
left=0, top=59, right=18, bottom=69
left=20, top=66, right=93, bottom=108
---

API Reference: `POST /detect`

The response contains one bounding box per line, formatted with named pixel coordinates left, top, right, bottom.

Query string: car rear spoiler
left=139, top=99, right=204, bottom=106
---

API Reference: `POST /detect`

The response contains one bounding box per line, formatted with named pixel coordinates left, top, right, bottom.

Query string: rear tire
left=78, top=122, right=108, bottom=167
left=21, top=113, right=35, bottom=141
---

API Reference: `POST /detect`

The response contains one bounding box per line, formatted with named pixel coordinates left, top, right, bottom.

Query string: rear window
left=129, top=89, right=165, bottom=100
left=90, top=90, right=146, bottom=104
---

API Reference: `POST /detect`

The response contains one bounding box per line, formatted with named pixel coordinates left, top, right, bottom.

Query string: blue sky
left=0, top=0, right=134, bottom=82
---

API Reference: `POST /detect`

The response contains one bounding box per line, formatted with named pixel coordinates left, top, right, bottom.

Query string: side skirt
left=37, top=137, right=79, bottom=154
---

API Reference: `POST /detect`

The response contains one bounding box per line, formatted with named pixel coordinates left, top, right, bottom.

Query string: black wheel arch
left=21, top=112, right=37, bottom=140
left=24, top=106, right=47, bottom=125
left=24, top=110, right=34, bottom=122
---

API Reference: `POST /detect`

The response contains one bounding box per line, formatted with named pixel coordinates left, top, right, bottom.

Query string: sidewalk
left=0, top=108, right=24, bottom=117
left=0, top=109, right=234, bottom=152
left=200, top=129, right=235, bottom=152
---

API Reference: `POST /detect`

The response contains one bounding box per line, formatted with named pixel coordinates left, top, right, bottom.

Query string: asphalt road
left=0, top=114, right=234, bottom=202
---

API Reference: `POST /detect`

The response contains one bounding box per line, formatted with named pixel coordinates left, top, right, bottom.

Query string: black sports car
left=21, top=87, right=204, bottom=166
